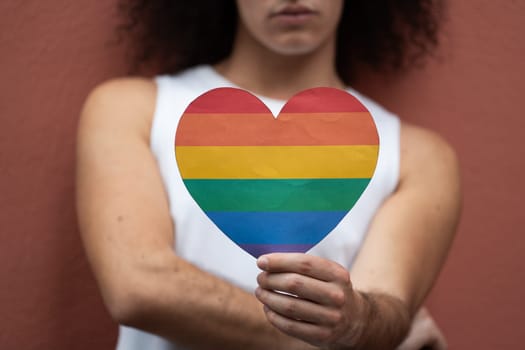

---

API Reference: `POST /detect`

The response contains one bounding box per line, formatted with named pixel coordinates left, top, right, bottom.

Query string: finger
left=417, top=308, right=448, bottom=350
left=396, top=333, right=428, bottom=350
left=433, top=327, right=448, bottom=350
left=263, top=305, right=332, bottom=346
left=255, top=287, right=342, bottom=326
left=396, top=309, right=448, bottom=350
left=257, top=253, right=350, bottom=283
left=257, top=272, right=346, bottom=307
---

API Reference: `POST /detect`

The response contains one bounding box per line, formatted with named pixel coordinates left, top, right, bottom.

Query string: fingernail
left=257, top=256, right=269, bottom=269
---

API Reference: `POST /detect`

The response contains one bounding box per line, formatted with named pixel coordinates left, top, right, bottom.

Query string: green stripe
left=183, top=179, right=370, bottom=212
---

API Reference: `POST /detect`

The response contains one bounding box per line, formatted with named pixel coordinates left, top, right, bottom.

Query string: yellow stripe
left=176, top=146, right=379, bottom=179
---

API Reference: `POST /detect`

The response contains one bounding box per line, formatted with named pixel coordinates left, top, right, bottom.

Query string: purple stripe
left=239, top=243, right=314, bottom=258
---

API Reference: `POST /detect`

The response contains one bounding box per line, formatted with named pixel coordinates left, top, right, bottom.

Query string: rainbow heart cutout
left=175, top=87, right=379, bottom=258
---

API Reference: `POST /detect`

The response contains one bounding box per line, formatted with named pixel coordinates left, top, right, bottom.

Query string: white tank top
left=116, top=65, right=400, bottom=350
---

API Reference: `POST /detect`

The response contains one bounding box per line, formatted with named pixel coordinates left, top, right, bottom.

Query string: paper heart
left=175, top=87, right=379, bottom=258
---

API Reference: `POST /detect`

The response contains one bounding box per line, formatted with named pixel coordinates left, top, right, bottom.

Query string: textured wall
left=1, top=0, right=523, bottom=349
left=354, top=1, right=525, bottom=348
left=0, top=1, right=124, bottom=348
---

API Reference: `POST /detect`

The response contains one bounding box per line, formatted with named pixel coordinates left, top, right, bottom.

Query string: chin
left=272, top=45, right=319, bottom=56
left=266, top=36, right=325, bottom=56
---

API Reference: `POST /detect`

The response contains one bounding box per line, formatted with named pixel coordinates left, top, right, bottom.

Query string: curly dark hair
left=118, top=0, right=444, bottom=83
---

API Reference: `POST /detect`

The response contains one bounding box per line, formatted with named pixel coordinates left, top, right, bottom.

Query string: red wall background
left=1, top=1, right=523, bottom=349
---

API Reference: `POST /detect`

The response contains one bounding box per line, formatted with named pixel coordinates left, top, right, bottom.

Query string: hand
left=396, top=307, right=447, bottom=350
left=255, top=253, right=361, bottom=348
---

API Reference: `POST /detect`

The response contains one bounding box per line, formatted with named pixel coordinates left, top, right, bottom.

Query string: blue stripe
left=205, top=211, right=347, bottom=245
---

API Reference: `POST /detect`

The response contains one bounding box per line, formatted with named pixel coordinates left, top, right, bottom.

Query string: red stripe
left=184, top=88, right=269, bottom=114
left=282, top=87, right=368, bottom=113
left=183, top=87, right=369, bottom=114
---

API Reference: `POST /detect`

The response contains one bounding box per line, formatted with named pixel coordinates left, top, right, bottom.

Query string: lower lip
left=272, top=12, right=317, bottom=26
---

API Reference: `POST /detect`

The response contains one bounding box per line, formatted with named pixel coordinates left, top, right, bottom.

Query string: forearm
left=114, top=252, right=315, bottom=350
left=339, top=291, right=411, bottom=350
left=77, top=81, right=317, bottom=349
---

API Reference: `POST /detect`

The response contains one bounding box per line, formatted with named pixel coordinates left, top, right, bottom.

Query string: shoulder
left=79, top=77, right=157, bottom=141
left=398, top=121, right=461, bottom=193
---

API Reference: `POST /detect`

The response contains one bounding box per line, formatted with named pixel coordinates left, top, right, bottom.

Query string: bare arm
left=349, top=123, right=461, bottom=344
left=255, top=123, right=461, bottom=349
left=76, top=79, right=314, bottom=350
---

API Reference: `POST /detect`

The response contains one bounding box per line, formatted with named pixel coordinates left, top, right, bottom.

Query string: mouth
left=270, top=4, right=318, bottom=24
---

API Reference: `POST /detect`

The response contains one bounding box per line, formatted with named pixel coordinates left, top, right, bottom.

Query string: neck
left=215, top=25, right=344, bottom=100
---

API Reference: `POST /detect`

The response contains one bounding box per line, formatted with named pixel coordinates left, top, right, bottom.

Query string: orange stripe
left=176, top=112, right=378, bottom=146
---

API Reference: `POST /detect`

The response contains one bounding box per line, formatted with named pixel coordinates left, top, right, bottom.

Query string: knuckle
left=329, top=290, right=345, bottom=306
left=281, top=319, right=296, bottom=334
left=266, top=309, right=278, bottom=324
left=266, top=308, right=274, bottom=320
left=316, top=327, right=333, bottom=343
left=333, top=265, right=350, bottom=283
left=328, top=311, right=343, bottom=325
left=256, top=287, right=266, bottom=300
left=298, top=259, right=313, bottom=274
left=285, top=275, right=303, bottom=292
left=284, top=299, right=298, bottom=316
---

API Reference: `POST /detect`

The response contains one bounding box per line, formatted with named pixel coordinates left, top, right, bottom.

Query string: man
left=77, top=1, right=459, bottom=348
